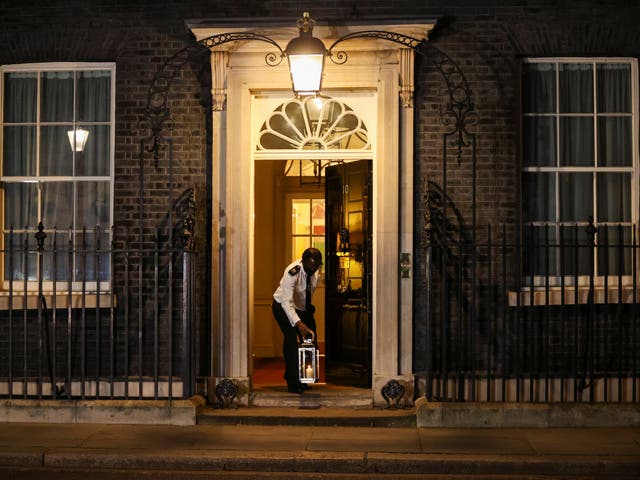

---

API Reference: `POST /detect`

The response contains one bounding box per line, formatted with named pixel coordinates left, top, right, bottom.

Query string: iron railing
left=423, top=221, right=640, bottom=403
left=0, top=223, right=196, bottom=400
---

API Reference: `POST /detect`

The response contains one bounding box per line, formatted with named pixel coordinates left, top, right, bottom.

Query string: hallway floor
left=253, top=356, right=369, bottom=390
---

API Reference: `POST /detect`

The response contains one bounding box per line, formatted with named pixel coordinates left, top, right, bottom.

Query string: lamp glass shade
left=67, top=128, right=89, bottom=152
left=298, top=338, right=318, bottom=383
left=288, top=53, right=324, bottom=95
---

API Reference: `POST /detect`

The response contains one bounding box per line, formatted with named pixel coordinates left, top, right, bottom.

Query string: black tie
left=305, top=273, right=312, bottom=311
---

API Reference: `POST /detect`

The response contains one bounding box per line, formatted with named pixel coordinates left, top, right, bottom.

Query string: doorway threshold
left=250, top=383, right=372, bottom=408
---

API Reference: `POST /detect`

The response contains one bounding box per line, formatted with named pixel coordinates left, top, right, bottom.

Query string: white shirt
left=273, top=259, right=319, bottom=327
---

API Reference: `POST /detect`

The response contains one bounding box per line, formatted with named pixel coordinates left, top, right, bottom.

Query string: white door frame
left=188, top=19, right=435, bottom=405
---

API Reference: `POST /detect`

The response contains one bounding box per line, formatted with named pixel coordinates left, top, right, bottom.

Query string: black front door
left=325, top=160, right=372, bottom=388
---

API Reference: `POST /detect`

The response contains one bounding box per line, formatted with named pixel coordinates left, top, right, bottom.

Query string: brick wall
left=1, top=1, right=639, bottom=379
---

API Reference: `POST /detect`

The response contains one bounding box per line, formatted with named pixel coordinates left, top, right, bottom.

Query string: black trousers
left=272, top=300, right=317, bottom=386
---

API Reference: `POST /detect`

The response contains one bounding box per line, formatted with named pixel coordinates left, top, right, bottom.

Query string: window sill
left=508, top=286, right=640, bottom=307
left=0, top=291, right=115, bottom=310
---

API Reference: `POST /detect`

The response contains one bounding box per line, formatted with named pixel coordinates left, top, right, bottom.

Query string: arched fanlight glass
left=257, top=97, right=369, bottom=151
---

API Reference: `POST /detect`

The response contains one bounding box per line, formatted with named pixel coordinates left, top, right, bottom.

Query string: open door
left=325, top=160, right=372, bottom=388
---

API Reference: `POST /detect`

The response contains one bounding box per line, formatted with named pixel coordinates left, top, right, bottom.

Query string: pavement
left=1, top=414, right=639, bottom=479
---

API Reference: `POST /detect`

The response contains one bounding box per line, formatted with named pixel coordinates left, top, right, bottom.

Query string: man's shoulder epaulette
left=288, top=265, right=301, bottom=276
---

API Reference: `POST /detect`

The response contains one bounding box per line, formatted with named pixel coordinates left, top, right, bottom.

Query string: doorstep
left=197, top=405, right=416, bottom=427
left=199, top=384, right=416, bottom=427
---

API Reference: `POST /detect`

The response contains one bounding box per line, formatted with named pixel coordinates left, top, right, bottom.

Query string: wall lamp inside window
left=67, top=128, right=89, bottom=152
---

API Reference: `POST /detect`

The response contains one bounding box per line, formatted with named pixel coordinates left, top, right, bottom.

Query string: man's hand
left=295, top=320, right=313, bottom=339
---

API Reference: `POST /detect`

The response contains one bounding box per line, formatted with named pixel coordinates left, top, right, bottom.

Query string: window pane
left=76, top=124, right=110, bottom=176
left=560, top=117, right=593, bottom=166
left=522, top=172, right=555, bottom=222
left=311, top=199, right=325, bottom=235
left=77, top=70, right=111, bottom=122
left=75, top=232, right=110, bottom=281
left=597, top=63, right=631, bottom=113
left=523, top=116, right=556, bottom=167
left=3, top=183, right=37, bottom=229
left=268, top=114, right=303, bottom=145
left=42, top=182, right=73, bottom=229
left=559, top=63, right=593, bottom=113
left=3, top=72, right=37, bottom=122
left=43, top=231, right=72, bottom=281
left=522, top=63, right=555, bottom=113
left=40, top=126, right=73, bottom=176
left=559, top=226, right=592, bottom=276
left=597, top=173, right=631, bottom=222
left=41, top=71, right=74, bottom=122
left=2, top=126, right=36, bottom=176
left=312, top=237, right=325, bottom=277
left=523, top=226, right=557, bottom=276
left=292, top=199, right=310, bottom=234
left=3, top=233, right=36, bottom=281
left=259, top=132, right=296, bottom=149
left=598, top=117, right=631, bottom=166
left=312, top=237, right=325, bottom=260
left=283, top=102, right=306, bottom=140
left=597, top=225, right=632, bottom=275
left=292, top=236, right=309, bottom=263
left=77, top=181, right=110, bottom=229
left=559, top=172, right=592, bottom=222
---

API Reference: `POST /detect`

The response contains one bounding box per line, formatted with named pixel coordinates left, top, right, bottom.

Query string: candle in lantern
left=305, top=364, right=313, bottom=379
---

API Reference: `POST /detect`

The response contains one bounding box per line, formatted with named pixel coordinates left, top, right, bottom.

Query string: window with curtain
left=521, top=59, right=638, bottom=278
left=1, top=63, right=114, bottom=287
left=291, top=197, right=325, bottom=270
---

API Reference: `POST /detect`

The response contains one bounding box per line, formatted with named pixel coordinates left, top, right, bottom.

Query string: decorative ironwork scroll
left=142, top=33, right=284, bottom=166
left=329, top=31, right=477, bottom=163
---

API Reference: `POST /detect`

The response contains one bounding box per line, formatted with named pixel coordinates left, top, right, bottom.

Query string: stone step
left=197, top=405, right=416, bottom=427
left=249, top=384, right=373, bottom=408
left=201, top=384, right=414, bottom=427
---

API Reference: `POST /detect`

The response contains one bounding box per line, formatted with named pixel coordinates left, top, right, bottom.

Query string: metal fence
left=0, top=223, right=196, bottom=400
left=423, top=221, right=640, bottom=403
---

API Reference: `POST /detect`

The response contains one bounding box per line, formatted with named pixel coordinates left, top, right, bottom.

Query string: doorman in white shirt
left=272, top=247, right=322, bottom=394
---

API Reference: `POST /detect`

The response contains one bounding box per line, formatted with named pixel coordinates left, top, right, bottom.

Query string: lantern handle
left=303, top=331, right=315, bottom=343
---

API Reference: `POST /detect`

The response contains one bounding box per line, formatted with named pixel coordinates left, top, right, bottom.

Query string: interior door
left=325, top=160, right=372, bottom=388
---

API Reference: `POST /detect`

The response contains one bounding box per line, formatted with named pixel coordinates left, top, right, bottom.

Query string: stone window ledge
left=0, top=291, right=114, bottom=310
left=508, top=286, right=639, bottom=307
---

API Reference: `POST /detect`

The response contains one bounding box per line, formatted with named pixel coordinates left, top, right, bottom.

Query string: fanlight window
left=258, top=97, right=369, bottom=151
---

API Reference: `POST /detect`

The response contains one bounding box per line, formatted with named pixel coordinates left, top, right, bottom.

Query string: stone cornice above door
left=186, top=17, right=438, bottom=53
left=188, top=17, right=436, bottom=112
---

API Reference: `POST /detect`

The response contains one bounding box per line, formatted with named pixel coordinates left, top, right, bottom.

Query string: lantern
left=67, top=128, right=89, bottom=152
left=285, top=12, right=327, bottom=97
left=298, top=334, right=319, bottom=384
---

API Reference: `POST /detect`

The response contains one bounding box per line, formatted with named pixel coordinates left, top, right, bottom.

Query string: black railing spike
left=182, top=213, right=195, bottom=251
left=585, top=216, right=598, bottom=246
left=35, top=222, right=46, bottom=251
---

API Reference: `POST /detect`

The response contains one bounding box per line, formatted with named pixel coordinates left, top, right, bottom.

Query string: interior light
left=67, top=128, right=89, bottom=152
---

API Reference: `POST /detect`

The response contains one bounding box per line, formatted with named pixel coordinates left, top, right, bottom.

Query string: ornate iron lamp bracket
left=142, top=32, right=285, bottom=168
left=327, top=31, right=476, bottom=163
left=143, top=22, right=476, bottom=168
